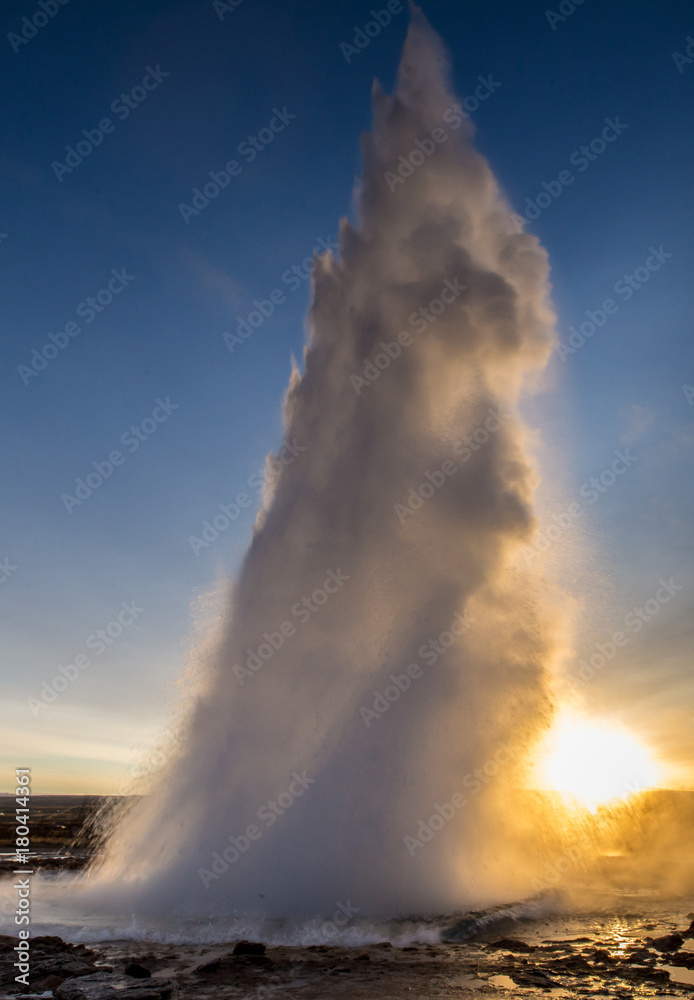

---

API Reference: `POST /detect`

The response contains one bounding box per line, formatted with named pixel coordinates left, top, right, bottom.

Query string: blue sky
left=1, top=0, right=693, bottom=792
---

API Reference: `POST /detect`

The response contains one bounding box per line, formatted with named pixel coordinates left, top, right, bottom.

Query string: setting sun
left=535, top=713, right=660, bottom=810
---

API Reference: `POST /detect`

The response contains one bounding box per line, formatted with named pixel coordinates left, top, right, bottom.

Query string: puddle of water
left=489, top=973, right=515, bottom=989
left=441, top=974, right=492, bottom=990
left=664, top=964, right=694, bottom=986
left=486, top=977, right=572, bottom=997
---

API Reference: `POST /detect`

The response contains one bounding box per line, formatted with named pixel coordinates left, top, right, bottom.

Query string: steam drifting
left=91, top=7, right=559, bottom=920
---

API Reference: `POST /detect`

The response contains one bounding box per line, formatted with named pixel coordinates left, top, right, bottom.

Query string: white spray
left=88, top=6, right=559, bottom=921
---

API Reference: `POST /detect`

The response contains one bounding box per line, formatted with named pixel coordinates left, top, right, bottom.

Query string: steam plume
left=90, top=6, right=559, bottom=919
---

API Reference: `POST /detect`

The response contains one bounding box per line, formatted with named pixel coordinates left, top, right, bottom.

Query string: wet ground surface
left=2, top=906, right=694, bottom=999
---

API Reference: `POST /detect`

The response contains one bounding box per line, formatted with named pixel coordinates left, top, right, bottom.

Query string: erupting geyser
left=89, top=6, right=561, bottom=920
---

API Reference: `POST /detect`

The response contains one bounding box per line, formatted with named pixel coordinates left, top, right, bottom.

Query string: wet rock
left=231, top=953, right=273, bottom=969
left=55, top=976, right=119, bottom=999
left=0, top=934, right=102, bottom=992
left=681, top=918, right=694, bottom=938
left=623, top=966, right=671, bottom=984
left=590, top=948, right=614, bottom=963
left=124, top=961, right=151, bottom=978
left=549, top=953, right=592, bottom=974
left=647, top=932, right=684, bottom=952
left=487, top=938, right=534, bottom=952
left=511, top=968, right=561, bottom=988
left=194, top=956, right=221, bottom=973
left=34, top=973, right=67, bottom=990
left=668, top=951, right=694, bottom=969
left=624, top=947, right=653, bottom=962
left=232, top=940, right=266, bottom=956
left=53, top=969, right=173, bottom=1000
left=34, top=953, right=100, bottom=979
left=192, top=950, right=273, bottom=978
left=33, top=934, right=70, bottom=950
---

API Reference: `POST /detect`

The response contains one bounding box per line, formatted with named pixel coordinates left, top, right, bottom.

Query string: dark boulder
left=232, top=940, right=266, bottom=956
left=625, top=946, right=654, bottom=962
left=124, top=961, right=152, bottom=978
left=647, top=932, right=683, bottom=952
left=668, top=951, right=694, bottom=969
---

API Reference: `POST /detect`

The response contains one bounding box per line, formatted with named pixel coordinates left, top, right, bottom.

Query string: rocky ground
left=2, top=915, right=694, bottom=999
left=0, top=797, right=123, bottom=854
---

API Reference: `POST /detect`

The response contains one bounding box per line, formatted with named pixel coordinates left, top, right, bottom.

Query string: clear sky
left=1, top=0, right=692, bottom=793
